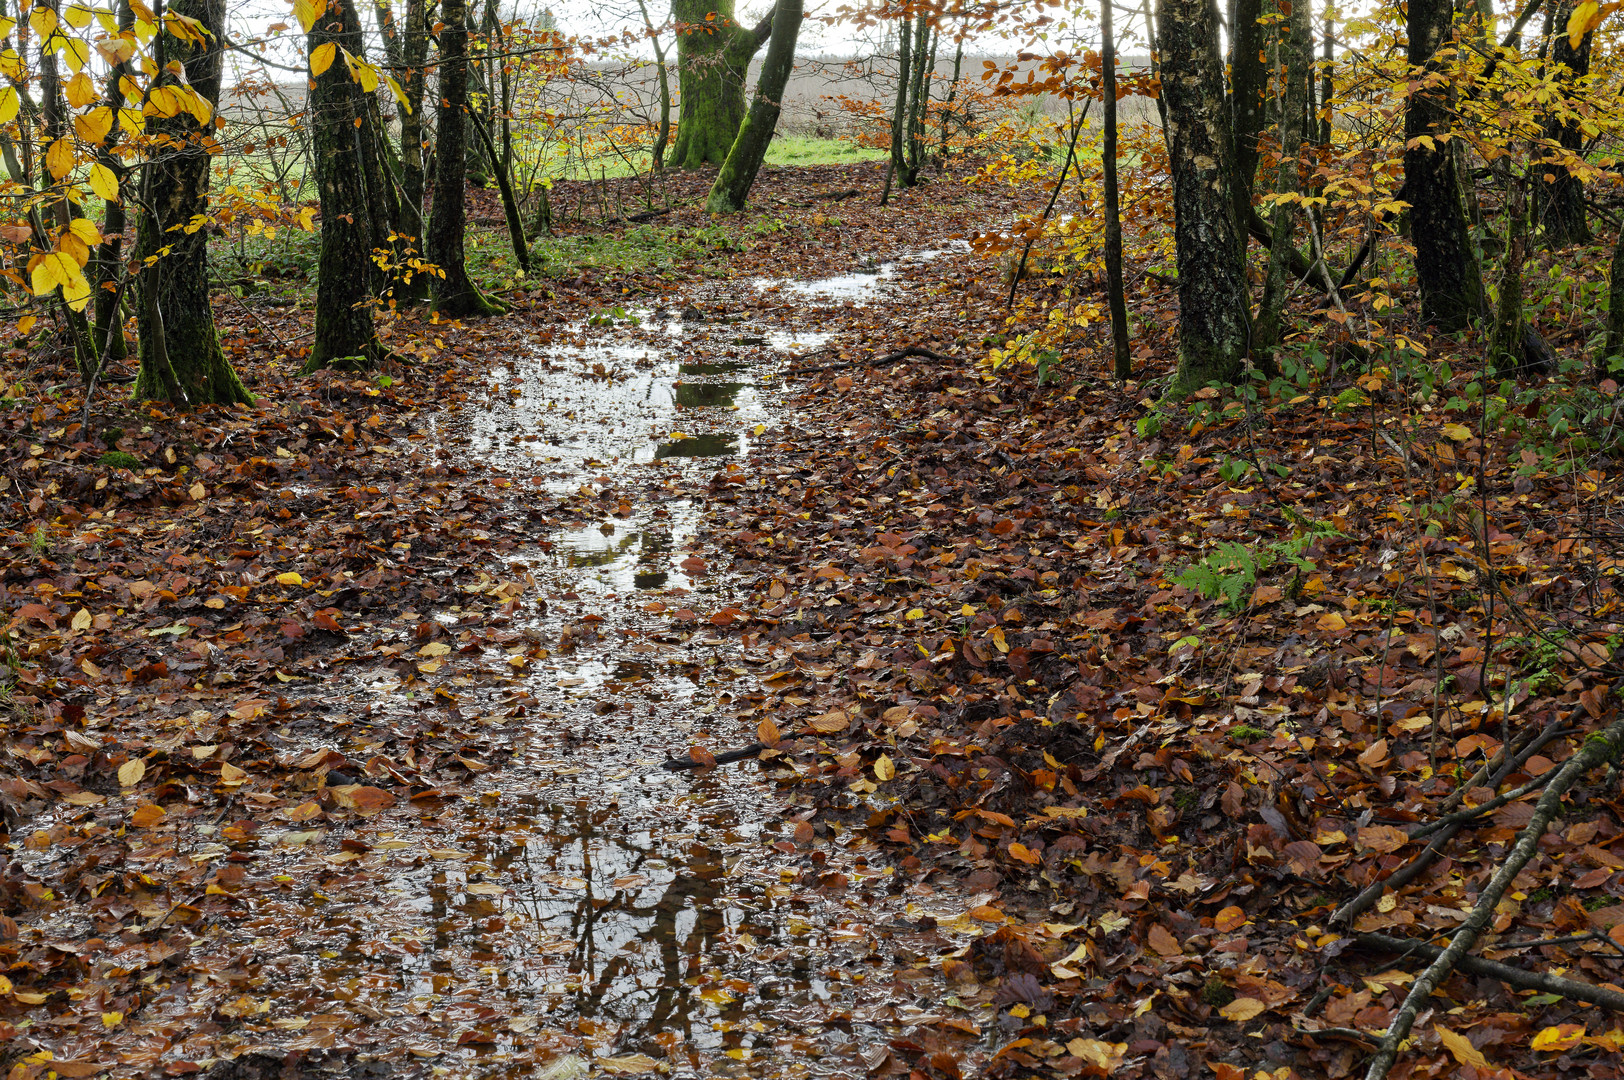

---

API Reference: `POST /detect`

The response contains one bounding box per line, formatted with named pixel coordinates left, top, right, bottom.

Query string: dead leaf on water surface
left=533, top=1055, right=590, bottom=1080
left=597, top=1054, right=660, bottom=1075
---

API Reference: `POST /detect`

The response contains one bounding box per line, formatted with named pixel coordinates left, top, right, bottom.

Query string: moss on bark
left=705, top=0, right=800, bottom=213
left=668, top=0, right=765, bottom=169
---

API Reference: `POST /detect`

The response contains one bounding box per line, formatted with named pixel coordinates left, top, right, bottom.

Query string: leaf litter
left=2, top=160, right=1624, bottom=1080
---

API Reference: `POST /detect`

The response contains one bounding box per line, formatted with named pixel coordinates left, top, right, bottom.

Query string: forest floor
left=2, top=158, right=1624, bottom=1080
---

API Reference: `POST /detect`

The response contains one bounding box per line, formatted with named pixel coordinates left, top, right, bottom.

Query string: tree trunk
left=469, top=110, right=531, bottom=271
left=1158, top=0, right=1252, bottom=398
left=37, top=6, right=97, bottom=381
left=93, top=0, right=134, bottom=368
left=668, top=0, right=768, bottom=168
left=427, top=0, right=503, bottom=316
left=1229, top=0, right=1268, bottom=241
left=1489, top=165, right=1529, bottom=374
left=705, top=0, right=800, bottom=212
left=1254, top=0, right=1311, bottom=374
left=1599, top=226, right=1624, bottom=379
left=303, top=0, right=385, bottom=372
left=1101, top=0, right=1130, bottom=380
left=131, top=0, right=253, bottom=406
left=1404, top=0, right=1484, bottom=330
left=905, top=15, right=933, bottom=177
left=881, top=15, right=911, bottom=205
left=638, top=0, right=673, bottom=169
left=1540, top=0, right=1591, bottom=246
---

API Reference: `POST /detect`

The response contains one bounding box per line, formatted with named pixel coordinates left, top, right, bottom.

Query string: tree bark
left=1600, top=226, right=1624, bottom=379
left=303, top=0, right=385, bottom=372
left=1489, top=165, right=1529, bottom=374
left=1101, top=0, right=1130, bottom=380
left=1404, top=0, right=1484, bottom=330
left=131, top=0, right=253, bottom=406
left=882, top=14, right=912, bottom=203
left=1254, top=0, right=1311, bottom=374
left=93, top=0, right=134, bottom=369
left=1157, top=0, right=1252, bottom=398
left=427, top=0, right=504, bottom=316
left=1229, top=0, right=1268, bottom=241
left=705, top=0, right=800, bottom=212
left=1539, top=0, right=1590, bottom=246
left=668, top=0, right=768, bottom=168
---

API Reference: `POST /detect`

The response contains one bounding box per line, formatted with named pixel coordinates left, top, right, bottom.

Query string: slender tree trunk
left=905, top=15, right=933, bottom=177
left=1599, top=227, right=1624, bottom=378
left=1229, top=0, right=1268, bottom=241
left=882, top=15, right=911, bottom=204
left=132, top=0, right=253, bottom=405
left=303, top=0, right=385, bottom=372
left=1254, top=0, right=1312, bottom=374
left=1405, top=0, right=1484, bottom=330
left=937, top=34, right=964, bottom=158
left=37, top=7, right=96, bottom=380
left=1320, top=0, right=1334, bottom=149
left=92, top=0, right=135, bottom=369
left=373, top=0, right=402, bottom=67
left=668, top=0, right=767, bottom=168
left=636, top=0, right=672, bottom=170
left=1101, top=0, right=1130, bottom=380
left=705, top=0, right=800, bottom=212
left=1490, top=164, right=1529, bottom=373
left=1540, top=0, right=1591, bottom=246
left=469, top=111, right=531, bottom=271
left=427, top=0, right=503, bottom=316
left=1158, top=0, right=1252, bottom=398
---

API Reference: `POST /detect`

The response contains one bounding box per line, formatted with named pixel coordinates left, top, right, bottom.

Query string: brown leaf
left=1147, top=923, right=1183, bottom=957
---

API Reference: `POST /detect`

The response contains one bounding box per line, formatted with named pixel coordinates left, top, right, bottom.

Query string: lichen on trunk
left=1157, top=0, right=1252, bottom=399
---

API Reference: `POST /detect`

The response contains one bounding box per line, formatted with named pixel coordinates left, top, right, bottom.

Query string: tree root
left=1361, top=713, right=1624, bottom=1080
left=1354, top=931, right=1624, bottom=1011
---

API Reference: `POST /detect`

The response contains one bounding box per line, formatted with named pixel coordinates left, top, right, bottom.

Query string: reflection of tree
left=498, top=796, right=741, bottom=1054
left=673, top=380, right=744, bottom=409
left=654, top=433, right=738, bottom=459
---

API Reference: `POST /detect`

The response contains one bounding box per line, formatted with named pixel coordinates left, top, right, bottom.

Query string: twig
left=1362, top=713, right=1624, bottom=1080
left=1355, top=931, right=1624, bottom=1011
left=660, top=740, right=772, bottom=771
left=1409, top=763, right=1561, bottom=839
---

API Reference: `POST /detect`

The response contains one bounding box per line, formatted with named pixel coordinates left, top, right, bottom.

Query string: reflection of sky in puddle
left=553, top=498, right=701, bottom=593
left=754, top=266, right=894, bottom=302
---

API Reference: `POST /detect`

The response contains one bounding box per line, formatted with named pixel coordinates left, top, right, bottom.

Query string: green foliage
left=1229, top=724, right=1269, bottom=743
left=98, top=451, right=142, bottom=470
left=27, top=527, right=49, bottom=557
left=1174, top=519, right=1340, bottom=613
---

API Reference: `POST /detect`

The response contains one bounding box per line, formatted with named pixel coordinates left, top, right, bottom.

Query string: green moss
left=98, top=451, right=142, bottom=470
left=1172, top=788, right=1198, bottom=811
left=1202, top=978, right=1235, bottom=1008
left=1230, top=724, right=1269, bottom=743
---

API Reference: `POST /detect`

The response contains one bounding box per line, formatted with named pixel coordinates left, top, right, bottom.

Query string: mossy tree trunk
left=93, top=0, right=135, bottom=367
left=427, top=0, right=504, bottom=316
left=704, top=0, right=801, bottom=212
left=1158, top=0, right=1252, bottom=398
left=395, top=0, right=431, bottom=300
left=131, top=0, right=252, bottom=406
left=1253, top=0, right=1311, bottom=374
left=1404, top=0, right=1484, bottom=330
left=1540, top=1, right=1591, bottom=247
left=1599, top=226, right=1624, bottom=379
left=1489, top=166, right=1529, bottom=374
left=668, top=0, right=770, bottom=168
left=303, top=0, right=385, bottom=373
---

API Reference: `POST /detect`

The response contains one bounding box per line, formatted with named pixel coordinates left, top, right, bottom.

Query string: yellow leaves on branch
left=1567, top=0, right=1615, bottom=47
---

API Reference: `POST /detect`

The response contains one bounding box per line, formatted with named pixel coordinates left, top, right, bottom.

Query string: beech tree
left=1157, top=0, right=1251, bottom=397
left=705, top=0, right=801, bottom=210
left=428, top=0, right=506, bottom=316
left=1404, top=0, right=1483, bottom=330
left=303, top=0, right=386, bottom=371
left=667, top=0, right=772, bottom=168
left=131, top=0, right=253, bottom=405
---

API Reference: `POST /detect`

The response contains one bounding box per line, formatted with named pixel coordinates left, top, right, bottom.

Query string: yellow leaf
left=29, top=6, right=58, bottom=39
left=57, top=34, right=89, bottom=72
left=118, top=758, right=146, bottom=787
left=0, top=87, right=18, bottom=125
left=74, top=106, right=114, bottom=145
left=990, top=625, right=1009, bottom=653
left=309, top=40, right=336, bottom=76
left=383, top=72, right=410, bottom=113
left=44, top=137, right=74, bottom=179
left=101, top=1011, right=122, bottom=1027
left=1533, top=1024, right=1586, bottom=1052
left=293, top=0, right=322, bottom=33
left=1568, top=0, right=1601, bottom=46
left=68, top=218, right=100, bottom=246
left=756, top=717, right=780, bottom=747
left=873, top=753, right=894, bottom=781
left=64, top=71, right=97, bottom=107
left=905, top=607, right=925, bottom=620
left=418, top=641, right=451, bottom=657
left=344, top=49, right=379, bottom=92
left=1441, top=422, right=1473, bottom=442
left=71, top=608, right=91, bottom=631
left=1436, top=1025, right=1489, bottom=1068
left=275, top=571, right=303, bottom=586
left=1220, top=996, right=1266, bottom=1022
left=17, top=315, right=35, bottom=333
left=64, top=3, right=94, bottom=28
left=88, top=162, right=118, bottom=200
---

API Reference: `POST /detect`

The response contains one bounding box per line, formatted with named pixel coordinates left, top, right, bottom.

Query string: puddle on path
left=217, top=261, right=979, bottom=1077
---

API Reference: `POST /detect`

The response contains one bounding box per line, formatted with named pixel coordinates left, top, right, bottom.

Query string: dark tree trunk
left=427, top=0, right=503, bottom=316
left=1101, top=0, right=1130, bottom=380
left=1599, top=227, right=1624, bottom=378
left=303, top=0, right=385, bottom=372
left=1254, top=0, right=1311, bottom=375
left=1229, top=0, right=1268, bottom=240
left=93, top=0, right=135, bottom=368
left=668, top=0, right=767, bottom=168
left=132, top=0, right=252, bottom=405
left=705, top=0, right=801, bottom=212
left=1157, top=0, right=1252, bottom=398
left=1489, top=166, right=1529, bottom=374
left=1540, top=0, right=1590, bottom=246
left=1404, top=0, right=1483, bottom=330
left=882, top=14, right=912, bottom=203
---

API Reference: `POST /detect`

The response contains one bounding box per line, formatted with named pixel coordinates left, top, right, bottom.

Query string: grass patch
left=764, top=136, right=885, bottom=166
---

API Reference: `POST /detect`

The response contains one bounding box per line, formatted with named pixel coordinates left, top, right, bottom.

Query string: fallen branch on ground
left=660, top=741, right=771, bottom=770
left=1362, top=713, right=1624, bottom=1080
left=1354, top=931, right=1624, bottom=1011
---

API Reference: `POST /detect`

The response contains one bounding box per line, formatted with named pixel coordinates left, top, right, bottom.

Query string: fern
left=1175, top=522, right=1341, bottom=613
